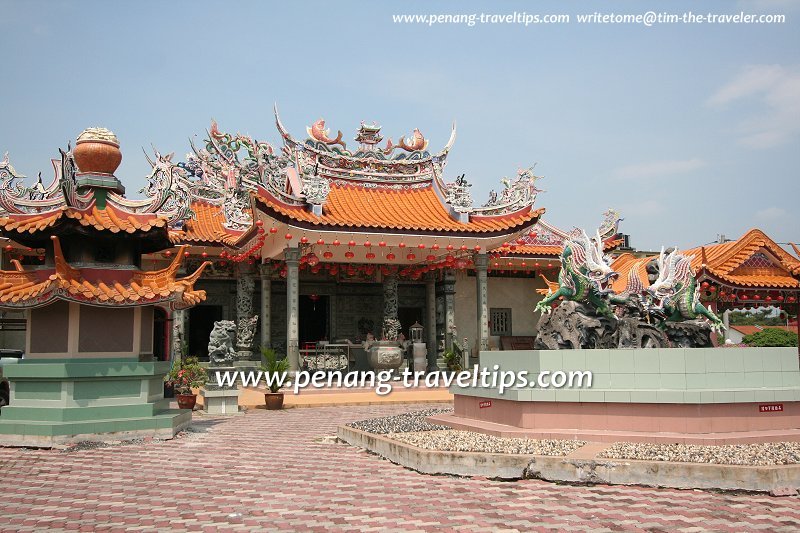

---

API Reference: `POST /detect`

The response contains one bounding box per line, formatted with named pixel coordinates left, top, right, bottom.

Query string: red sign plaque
left=759, top=403, right=784, bottom=413
left=479, top=400, right=492, bottom=409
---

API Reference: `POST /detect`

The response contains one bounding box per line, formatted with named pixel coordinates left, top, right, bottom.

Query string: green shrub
left=742, top=328, right=798, bottom=347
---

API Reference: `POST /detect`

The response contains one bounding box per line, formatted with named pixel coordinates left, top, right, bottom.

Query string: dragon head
left=647, top=247, right=694, bottom=313
left=569, top=230, right=618, bottom=295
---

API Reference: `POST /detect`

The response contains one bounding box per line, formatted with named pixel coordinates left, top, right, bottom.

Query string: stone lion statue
left=208, top=320, right=237, bottom=366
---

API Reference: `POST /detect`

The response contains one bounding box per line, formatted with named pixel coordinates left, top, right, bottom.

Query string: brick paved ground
left=1, top=403, right=799, bottom=532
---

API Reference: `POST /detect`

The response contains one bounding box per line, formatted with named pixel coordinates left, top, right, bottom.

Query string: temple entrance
left=300, top=295, right=330, bottom=345
left=399, top=306, right=424, bottom=340
left=188, top=305, right=223, bottom=359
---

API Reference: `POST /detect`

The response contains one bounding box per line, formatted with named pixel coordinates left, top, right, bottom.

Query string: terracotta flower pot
left=264, top=392, right=285, bottom=410
left=176, top=393, right=197, bottom=410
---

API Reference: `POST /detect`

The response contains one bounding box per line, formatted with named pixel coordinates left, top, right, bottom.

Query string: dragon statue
left=534, top=230, right=725, bottom=349
left=647, top=248, right=724, bottom=332
left=534, top=230, right=619, bottom=317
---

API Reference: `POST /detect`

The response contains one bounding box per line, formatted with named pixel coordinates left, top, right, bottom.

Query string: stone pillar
left=235, top=262, right=257, bottom=361
left=171, top=309, right=185, bottom=363
left=442, top=269, right=456, bottom=350
left=382, top=273, right=399, bottom=337
left=285, top=247, right=300, bottom=371
left=475, top=253, right=489, bottom=353
left=425, top=273, right=438, bottom=370
left=259, top=263, right=271, bottom=349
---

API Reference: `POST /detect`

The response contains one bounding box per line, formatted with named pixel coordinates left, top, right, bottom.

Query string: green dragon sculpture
left=646, top=248, right=724, bottom=332
left=534, top=230, right=620, bottom=317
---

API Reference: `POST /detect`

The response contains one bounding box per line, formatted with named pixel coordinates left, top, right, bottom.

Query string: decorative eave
left=0, top=237, right=210, bottom=310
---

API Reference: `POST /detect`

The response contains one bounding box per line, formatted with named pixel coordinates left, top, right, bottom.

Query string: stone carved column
left=235, top=262, right=257, bottom=360
left=259, top=263, right=271, bottom=349
left=475, top=253, right=490, bottom=352
left=285, top=247, right=301, bottom=371
left=383, top=273, right=399, bottom=323
left=425, top=272, right=438, bottom=370
left=442, top=269, right=456, bottom=350
left=171, top=308, right=185, bottom=363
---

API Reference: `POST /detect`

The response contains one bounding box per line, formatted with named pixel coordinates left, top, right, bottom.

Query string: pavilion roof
left=0, top=237, right=209, bottom=309
left=0, top=202, right=167, bottom=237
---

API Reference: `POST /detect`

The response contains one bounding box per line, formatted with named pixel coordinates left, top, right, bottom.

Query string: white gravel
left=599, top=441, right=800, bottom=466
left=388, top=430, right=585, bottom=456
left=347, top=408, right=453, bottom=434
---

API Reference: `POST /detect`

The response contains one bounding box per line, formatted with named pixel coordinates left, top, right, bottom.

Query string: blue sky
left=1, top=0, right=797, bottom=251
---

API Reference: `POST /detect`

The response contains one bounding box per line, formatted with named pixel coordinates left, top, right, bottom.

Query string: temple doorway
left=399, top=306, right=424, bottom=340
left=299, top=295, right=330, bottom=345
left=188, top=305, right=223, bottom=359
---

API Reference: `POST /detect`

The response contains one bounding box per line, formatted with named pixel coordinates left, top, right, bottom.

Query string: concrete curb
left=337, top=425, right=800, bottom=493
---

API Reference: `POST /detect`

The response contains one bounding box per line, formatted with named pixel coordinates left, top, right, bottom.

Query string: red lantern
left=285, top=233, right=293, bottom=240
left=418, top=243, right=426, bottom=249
left=502, top=242, right=510, bottom=248
left=753, top=294, right=761, bottom=301
left=332, top=239, right=340, bottom=246
left=378, top=241, right=386, bottom=247
left=307, top=253, right=320, bottom=266
left=432, top=244, right=440, bottom=250
left=460, top=245, right=468, bottom=251
left=3, top=244, right=12, bottom=252
left=300, top=236, right=309, bottom=244
left=364, top=241, right=372, bottom=247
left=201, top=251, right=208, bottom=258
left=345, top=251, right=354, bottom=259
left=701, top=281, right=709, bottom=289
left=474, top=245, right=481, bottom=252
left=407, top=253, right=416, bottom=261
left=528, top=231, right=537, bottom=238
left=366, top=252, right=376, bottom=260
left=164, top=250, right=172, bottom=258
left=516, top=238, right=525, bottom=245
left=317, top=238, right=325, bottom=245
left=269, top=227, right=278, bottom=234
left=386, top=252, right=396, bottom=261
left=521, top=261, right=527, bottom=267
left=398, top=242, right=406, bottom=248
left=446, top=255, right=455, bottom=263
left=255, top=220, right=264, bottom=227
left=184, top=251, right=190, bottom=257
left=426, top=254, right=435, bottom=261
left=323, top=251, right=333, bottom=259
left=446, top=244, right=454, bottom=251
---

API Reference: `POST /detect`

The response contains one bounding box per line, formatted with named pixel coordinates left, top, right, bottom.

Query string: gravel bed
left=388, top=430, right=585, bottom=456
left=599, top=441, right=800, bottom=466
left=347, top=407, right=453, bottom=434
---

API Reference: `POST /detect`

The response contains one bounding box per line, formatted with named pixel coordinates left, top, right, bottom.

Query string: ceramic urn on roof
left=73, top=127, right=122, bottom=175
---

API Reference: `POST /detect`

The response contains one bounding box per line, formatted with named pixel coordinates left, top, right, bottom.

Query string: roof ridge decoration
left=472, top=166, right=544, bottom=217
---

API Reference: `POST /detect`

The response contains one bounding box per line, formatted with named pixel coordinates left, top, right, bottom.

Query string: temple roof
left=0, top=237, right=209, bottom=309
left=169, top=201, right=246, bottom=246
left=0, top=203, right=167, bottom=237
left=255, top=183, right=544, bottom=235
left=498, top=211, right=625, bottom=257
left=610, top=228, right=800, bottom=292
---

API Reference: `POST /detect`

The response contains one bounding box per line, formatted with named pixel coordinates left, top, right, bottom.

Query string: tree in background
left=742, top=328, right=798, bottom=347
left=728, top=308, right=786, bottom=326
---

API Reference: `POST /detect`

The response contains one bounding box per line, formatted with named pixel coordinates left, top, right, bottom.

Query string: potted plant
left=442, top=349, right=462, bottom=372
left=167, top=356, right=208, bottom=410
left=260, top=346, right=290, bottom=410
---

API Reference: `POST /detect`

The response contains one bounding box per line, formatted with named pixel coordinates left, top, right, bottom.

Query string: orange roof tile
left=729, top=325, right=796, bottom=336
left=169, top=201, right=244, bottom=245
left=505, top=237, right=624, bottom=257
left=0, top=237, right=209, bottom=309
left=0, top=204, right=167, bottom=235
left=683, top=229, right=800, bottom=289
left=610, top=253, right=653, bottom=293
left=255, top=183, right=543, bottom=234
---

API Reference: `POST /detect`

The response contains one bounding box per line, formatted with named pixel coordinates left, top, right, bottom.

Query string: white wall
left=453, top=274, right=547, bottom=353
